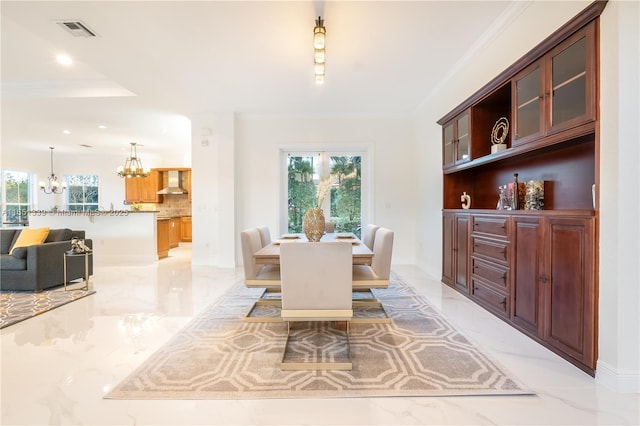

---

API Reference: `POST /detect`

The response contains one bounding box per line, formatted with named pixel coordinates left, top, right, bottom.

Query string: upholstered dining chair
left=361, top=224, right=380, bottom=250
left=240, top=227, right=281, bottom=322
left=352, top=227, right=394, bottom=289
left=351, top=227, right=394, bottom=324
left=279, top=241, right=353, bottom=370
left=257, top=225, right=271, bottom=248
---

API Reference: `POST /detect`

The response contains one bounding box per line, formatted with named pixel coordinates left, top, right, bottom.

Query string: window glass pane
left=66, top=174, right=99, bottom=211
left=2, top=170, right=31, bottom=224
left=330, top=156, right=361, bottom=236
left=284, top=152, right=365, bottom=237
left=287, top=156, right=318, bottom=233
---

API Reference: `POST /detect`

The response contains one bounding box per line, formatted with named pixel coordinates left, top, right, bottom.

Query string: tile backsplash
left=139, top=194, right=191, bottom=217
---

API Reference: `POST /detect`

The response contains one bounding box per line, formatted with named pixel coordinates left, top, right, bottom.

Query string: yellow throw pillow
left=9, top=227, right=50, bottom=255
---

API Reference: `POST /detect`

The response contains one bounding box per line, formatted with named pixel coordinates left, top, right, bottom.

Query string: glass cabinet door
left=547, top=22, right=595, bottom=133
left=456, top=113, right=470, bottom=163
left=514, top=63, right=543, bottom=144
left=551, top=37, right=586, bottom=125
left=443, top=122, right=455, bottom=166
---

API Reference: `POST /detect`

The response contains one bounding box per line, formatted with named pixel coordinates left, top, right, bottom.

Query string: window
left=283, top=150, right=367, bottom=237
left=67, top=175, right=99, bottom=211
left=1, top=170, right=32, bottom=225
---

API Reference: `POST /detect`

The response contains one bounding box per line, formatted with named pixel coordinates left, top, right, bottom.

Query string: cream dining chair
left=279, top=241, right=353, bottom=370
left=352, top=227, right=394, bottom=289
left=257, top=225, right=271, bottom=247
left=361, top=224, right=380, bottom=250
left=240, top=227, right=281, bottom=322
left=352, top=227, right=394, bottom=324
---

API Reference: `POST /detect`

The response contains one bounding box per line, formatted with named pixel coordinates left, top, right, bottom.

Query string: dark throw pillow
left=45, top=228, right=73, bottom=243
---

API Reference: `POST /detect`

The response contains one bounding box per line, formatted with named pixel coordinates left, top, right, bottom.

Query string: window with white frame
left=1, top=170, right=32, bottom=225
left=282, top=150, right=368, bottom=237
left=66, top=175, right=99, bottom=211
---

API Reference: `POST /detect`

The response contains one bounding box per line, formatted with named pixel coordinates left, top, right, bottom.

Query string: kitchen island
left=29, top=210, right=160, bottom=266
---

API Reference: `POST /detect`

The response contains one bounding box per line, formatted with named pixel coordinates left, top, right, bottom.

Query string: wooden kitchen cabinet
left=169, top=217, right=181, bottom=248
left=183, top=170, right=192, bottom=202
left=180, top=216, right=192, bottom=242
left=157, top=219, right=170, bottom=259
left=125, top=170, right=164, bottom=203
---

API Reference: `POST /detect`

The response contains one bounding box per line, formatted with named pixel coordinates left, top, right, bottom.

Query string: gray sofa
left=1, top=228, right=93, bottom=292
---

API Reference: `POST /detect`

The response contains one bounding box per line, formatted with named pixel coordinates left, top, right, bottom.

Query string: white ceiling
left=1, top=1, right=524, bottom=159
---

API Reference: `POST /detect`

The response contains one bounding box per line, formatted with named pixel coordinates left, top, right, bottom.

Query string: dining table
left=253, top=232, right=373, bottom=265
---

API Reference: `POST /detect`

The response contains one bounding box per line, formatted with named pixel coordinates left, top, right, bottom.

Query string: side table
left=63, top=251, right=92, bottom=291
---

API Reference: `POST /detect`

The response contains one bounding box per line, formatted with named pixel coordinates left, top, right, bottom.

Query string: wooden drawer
left=472, top=237, right=509, bottom=264
left=472, top=257, right=509, bottom=290
left=472, top=216, right=509, bottom=238
left=471, top=278, right=509, bottom=318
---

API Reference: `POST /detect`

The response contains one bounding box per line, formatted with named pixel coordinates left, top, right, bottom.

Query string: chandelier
left=39, top=147, right=67, bottom=194
left=314, top=16, right=326, bottom=84
left=117, top=142, right=149, bottom=178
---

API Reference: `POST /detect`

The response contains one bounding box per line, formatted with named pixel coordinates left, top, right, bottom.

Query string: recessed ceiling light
left=56, top=54, right=73, bottom=66
left=98, top=125, right=107, bottom=129
left=62, top=130, right=71, bottom=134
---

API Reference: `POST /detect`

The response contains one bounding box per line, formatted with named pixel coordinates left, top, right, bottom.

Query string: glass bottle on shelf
left=512, top=173, right=520, bottom=210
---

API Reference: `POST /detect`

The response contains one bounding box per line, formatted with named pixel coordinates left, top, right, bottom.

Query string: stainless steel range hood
left=157, top=170, right=188, bottom=195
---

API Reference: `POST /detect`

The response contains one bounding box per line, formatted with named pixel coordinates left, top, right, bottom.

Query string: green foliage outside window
left=67, top=175, right=99, bottom=211
left=286, top=155, right=361, bottom=236
left=287, top=157, right=316, bottom=233
left=2, top=171, right=30, bottom=223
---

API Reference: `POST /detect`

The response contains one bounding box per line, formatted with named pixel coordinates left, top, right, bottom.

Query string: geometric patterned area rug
left=0, top=288, right=95, bottom=329
left=105, top=273, right=532, bottom=399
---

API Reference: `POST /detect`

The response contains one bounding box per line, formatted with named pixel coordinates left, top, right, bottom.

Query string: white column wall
left=190, top=113, right=235, bottom=268
left=598, top=0, right=640, bottom=393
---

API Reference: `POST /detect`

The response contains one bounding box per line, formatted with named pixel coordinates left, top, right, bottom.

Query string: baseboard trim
left=595, top=360, right=640, bottom=393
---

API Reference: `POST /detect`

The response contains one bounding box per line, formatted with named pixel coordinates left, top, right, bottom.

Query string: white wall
left=415, top=0, right=639, bottom=392
left=598, top=0, right=640, bottom=393
left=234, top=114, right=417, bottom=265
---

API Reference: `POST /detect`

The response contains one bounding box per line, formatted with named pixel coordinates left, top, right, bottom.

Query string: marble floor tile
left=1, top=245, right=638, bottom=425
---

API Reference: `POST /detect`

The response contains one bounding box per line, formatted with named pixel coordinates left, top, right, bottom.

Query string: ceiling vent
left=57, top=21, right=97, bottom=37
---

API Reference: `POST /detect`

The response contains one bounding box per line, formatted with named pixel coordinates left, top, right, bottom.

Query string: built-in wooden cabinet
left=543, top=215, right=596, bottom=368
left=439, top=2, right=605, bottom=375
left=442, top=212, right=469, bottom=292
left=125, top=170, right=163, bottom=204
left=180, top=216, right=192, bottom=242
